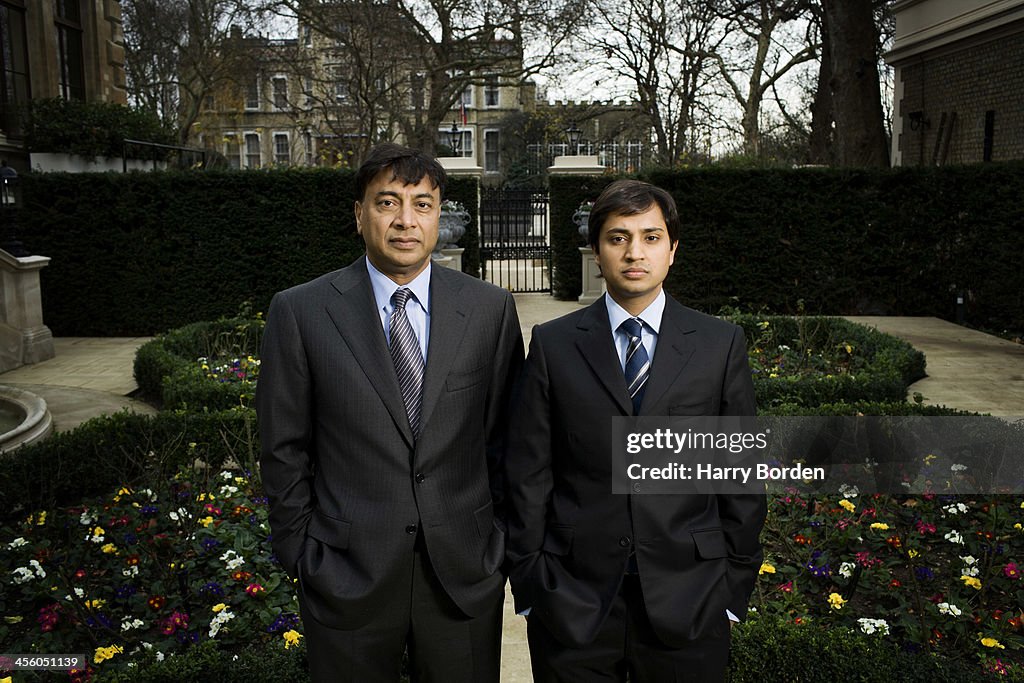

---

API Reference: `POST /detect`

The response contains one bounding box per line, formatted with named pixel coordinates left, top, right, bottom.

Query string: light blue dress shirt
left=604, top=291, right=665, bottom=369
left=366, top=259, right=431, bottom=361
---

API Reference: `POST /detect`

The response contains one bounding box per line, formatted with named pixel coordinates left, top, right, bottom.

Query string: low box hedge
left=134, top=316, right=263, bottom=410
left=0, top=409, right=257, bottom=523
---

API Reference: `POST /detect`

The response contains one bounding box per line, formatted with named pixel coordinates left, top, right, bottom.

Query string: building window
left=304, top=77, right=314, bottom=107
left=484, top=130, right=500, bottom=173
left=274, top=132, right=290, bottom=165
left=439, top=126, right=473, bottom=158
left=225, top=133, right=241, bottom=169
left=203, top=94, right=214, bottom=110
left=245, top=76, right=260, bottom=110
left=54, top=0, right=85, bottom=100
left=484, top=76, right=499, bottom=108
left=330, top=66, right=348, bottom=103
left=0, top=1, right=31, bottom=138
left=301, top=25, right=312, bottom=47
left=244, top=132, right=261, bottom=168
left=304, top=131, right=314, bottom=166
left=272, top=76, right=288, bottom=110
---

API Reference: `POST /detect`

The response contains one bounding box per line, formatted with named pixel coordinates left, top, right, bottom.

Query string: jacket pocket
left=447, top=364, right=489, bottom=392
left=541, top=524, right=575, bottom=556
left=306, top=509, right=352, bottom=550
left=691, top=528, right=728, bottom=559
left=668, top=400, right=713, bottom=416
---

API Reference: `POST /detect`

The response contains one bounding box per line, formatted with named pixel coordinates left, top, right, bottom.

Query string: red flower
left=914, top=521, right=936, bottom=535
left=246, top=582, right=266, bottom=597
left=889, top=579, right=902, bottom=588
left=231, top=570, right=253, bottom=582
left=1004, top=562, right=1020, bottom=579
left=126, top=555, right=140, bottom=566
left=886, top=535, right=902, bottom=548
left=74, top=568, right=87, bottom=580
left=148, top=595, right=166, bottom=611
left=778, top=581, right=793, bottom=593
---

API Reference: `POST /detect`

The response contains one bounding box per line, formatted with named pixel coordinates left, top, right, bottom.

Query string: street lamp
left=445, top=120, right=462, bottom=156
left=565, top=123, right=583, bottom=155
left=0, top=162, right=27, bottom=257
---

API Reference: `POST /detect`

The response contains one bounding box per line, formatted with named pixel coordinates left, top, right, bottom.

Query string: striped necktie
left=390, top=288, right=425, bottom=437
left=620, top=317, right=649, bottom=414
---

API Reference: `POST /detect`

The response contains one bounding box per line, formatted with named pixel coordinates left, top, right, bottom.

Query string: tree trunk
left=808, top=4, right=834, bottom=164
left=822, top=0, right=889, bottom=167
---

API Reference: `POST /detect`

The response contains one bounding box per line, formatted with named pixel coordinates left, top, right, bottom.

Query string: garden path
left=2, top=301, right=1023, bottom=681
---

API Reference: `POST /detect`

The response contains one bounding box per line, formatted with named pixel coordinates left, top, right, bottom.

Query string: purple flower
left=914, top=566, right=935, bottom=581
left=141, top=505, right=159, bottom=517
left=200, top=581, right=224, bottom=597
left=201, top=538, right=220, bottom=552
left=115, top=584, right=137, bottom=599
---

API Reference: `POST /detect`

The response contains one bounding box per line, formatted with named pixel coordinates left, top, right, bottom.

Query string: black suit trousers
left=527, top=575, right=731, bottom=683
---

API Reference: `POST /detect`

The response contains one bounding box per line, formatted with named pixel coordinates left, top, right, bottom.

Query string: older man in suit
left=506, top=179, right=765, bottom=682
left=257, top=143, right=523, bottom=682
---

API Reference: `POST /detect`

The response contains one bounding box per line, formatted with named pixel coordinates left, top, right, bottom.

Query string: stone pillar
left=440, top=247, right=465, bottom=271
left=549, top=156, right=608, bottom=304
left=0, top=251, right=55, bottom=373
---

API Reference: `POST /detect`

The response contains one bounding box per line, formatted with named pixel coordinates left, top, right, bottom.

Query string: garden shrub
left=134, top=315, right=264, bottom=410
left=25, top=97, right=174, bottom=160
left=102, top=640, right=309, bottom=683
left=727, top=313, right=926, bottom=408
left=21, top=171, right=479, bottom=336
left=0, top=409, right=257, bottom=523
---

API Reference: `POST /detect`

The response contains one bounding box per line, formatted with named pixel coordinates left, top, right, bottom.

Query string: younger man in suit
left=506, top=179, right=765, bottom=682
left=258, top=143, right=523, bottom=682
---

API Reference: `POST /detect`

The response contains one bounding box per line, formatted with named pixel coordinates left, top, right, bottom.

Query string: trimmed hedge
left=133, top=316, right=263, bottom=410
left=549, top=163, right=1024, bottom=334
left=729, top=314, right=926, bottom=408
left=21, top=170, right=479, bottom=336
left=0, top=409, right=257, bottom=522
left=101, top=641, right=309, bottom=683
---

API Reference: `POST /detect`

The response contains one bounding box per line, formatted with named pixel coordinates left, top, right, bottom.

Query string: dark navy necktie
left=620, top=317, right=649, bottom=414
left=390, top=288, right=424, bottom=436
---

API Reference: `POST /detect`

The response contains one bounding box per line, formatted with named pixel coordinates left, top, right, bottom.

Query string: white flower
left=155, top=652, right=165, bottom=662
left=208, top=608, right=236, bottom=638
left=121, top=618, right=145, bottom=632
left=857, top=618, right=889, bottom=635
left=950, top=463, right=967, bottom=472
left=221, top=471, right=234, bottom=480
left=141, top=642, right=153, bottom=651
left=11, top=566, right=34, bottom=584
left=122, top=566, right=139, bottom=578
left=839, top=483, right=859, bottom=499
left=219, top=485, right=239, bottom=496
left=944, top=530, right=964, bottom=545
left=839, top=562, right=856, bottom=579
left=7, top=537, right=28, bottom=549
left=938, top=602, right=962, bottom=616
left=943, top=502, right=969, bottom=515
left=28, top=559, right=45, bottom=579
left=219, top=549, right=246, bottom=570
left=80, top=511, right=95, bottom=526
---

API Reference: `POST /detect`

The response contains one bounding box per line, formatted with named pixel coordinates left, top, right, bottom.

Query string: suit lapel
left=324, top=257, right=415, bottom=447
left=575, top=300, right=633, bottom=416
left=641, top=295, right=696, bottom=414
left=418, top=266, right=469, bottom=434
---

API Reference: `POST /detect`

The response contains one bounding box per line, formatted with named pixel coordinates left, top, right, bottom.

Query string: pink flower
left=1005, top=562, right=1020, bottom=579
left=915, top=520, right=936, bottom=535
left=246, top=582, right=265, bottom=597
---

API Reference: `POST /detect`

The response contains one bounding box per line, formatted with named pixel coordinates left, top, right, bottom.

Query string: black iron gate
left=479, top=188, right=551, bottom=292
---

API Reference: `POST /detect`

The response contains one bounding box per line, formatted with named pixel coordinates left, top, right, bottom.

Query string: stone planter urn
left=573, top=202, right=604, bottom=305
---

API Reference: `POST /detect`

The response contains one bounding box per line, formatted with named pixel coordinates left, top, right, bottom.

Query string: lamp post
left=0, top=162, right=27, bottom=257
left=565, top=123, right=583, bottom=155
left=445, top=120, right=462, bottom=156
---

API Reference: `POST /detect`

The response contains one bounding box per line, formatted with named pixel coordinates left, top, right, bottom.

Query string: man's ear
left=669, top=240, right=678, bottom=266
left=354, top=201, right=363, bottom=235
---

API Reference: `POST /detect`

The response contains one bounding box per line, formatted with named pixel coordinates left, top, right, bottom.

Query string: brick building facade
left=886, top=0, right=1024, bottom=166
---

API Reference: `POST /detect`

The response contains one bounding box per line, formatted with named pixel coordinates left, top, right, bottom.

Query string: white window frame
left=438, top=125, right=474, bottom=158
left=273, top=132, right=290, bottom=165
left=483, top=76, right=499, bottom=108
left=245, top=76, right=260, bottom=111
left=271, top=75, right=288, bottom=111
left=243, top=131, right=261, bottom=169
left=483, top=128, right=500, bottom=173
left=224, top=132, right=241, bottom=169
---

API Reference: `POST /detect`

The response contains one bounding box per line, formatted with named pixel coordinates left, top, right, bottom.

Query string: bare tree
left=257, top=0, right=585, bottom=153
left=583, top=0, right=723, bottom=166
left=122, top=0, right=267, bottom=143
left=712, top=0, right=818, bottom=157
left=821, top=0, right=889, bottom=167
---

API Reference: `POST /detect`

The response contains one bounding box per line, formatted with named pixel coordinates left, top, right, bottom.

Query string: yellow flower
left=36, top=511, right=47, bottom=525
left=101, top=543, right=118, bottom=555
left=844, top=344, right=853, bottom=354
left=85, top=599, right=106, bottom=610
left=2, top=676, right=11, bottom=683
left=870, top=522, right=889, bottom=531
left=283, top=629, right=304, bottom=649
left=759, top=562, right=776, bottom=575
left=923, top=453, right=936, bottom=464
left=1016, top=523, right=1023, bottom=531
left=199, top=516, right=214, bottom=527
left=960, top=575, right=982, bottom=590
left=93, top=644, right=123, bottom=663
left=827, top=593, right=846, bottom=610
left=838, top=500, right=855, bottom=513
left=93, top=526, right=105, bottom=537
left=980, top=636, right=1005, bottom=649
left=212, top=603, right=228, bottom=613
left=907, top=549, right=919, bottom=559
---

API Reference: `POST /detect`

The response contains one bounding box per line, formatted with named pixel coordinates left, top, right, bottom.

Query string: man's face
left=354, top=169, right=440, bottom=284
left=593, top=205, right=678, bottom=315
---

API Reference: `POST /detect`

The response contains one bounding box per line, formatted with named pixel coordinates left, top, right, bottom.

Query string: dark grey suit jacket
left=257, top=257, right=523, bottom=630
left=506, top=294, right=766, bottom=649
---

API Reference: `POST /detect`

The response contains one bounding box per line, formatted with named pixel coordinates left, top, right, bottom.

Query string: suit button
left=415, top=473, right=425, bottom=484
left=405, top=524, right=418, bottom=535
left=619, top=536, right=631, bottom=548
left=633, top=483, right=642, bottom=493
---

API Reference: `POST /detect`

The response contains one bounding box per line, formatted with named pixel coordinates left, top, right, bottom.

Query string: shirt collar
left=604, top=290, right=666, bottom=335
left=366, top=258, right=432, bottom=314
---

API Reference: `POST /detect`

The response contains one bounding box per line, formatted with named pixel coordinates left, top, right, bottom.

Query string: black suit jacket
left=257, top=257, right=523, bottom=630
left=505, top=294, right=765, bottom=649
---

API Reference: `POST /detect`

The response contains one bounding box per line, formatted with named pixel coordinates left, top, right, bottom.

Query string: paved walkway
left=3, top=298, right=1024, bottom=680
